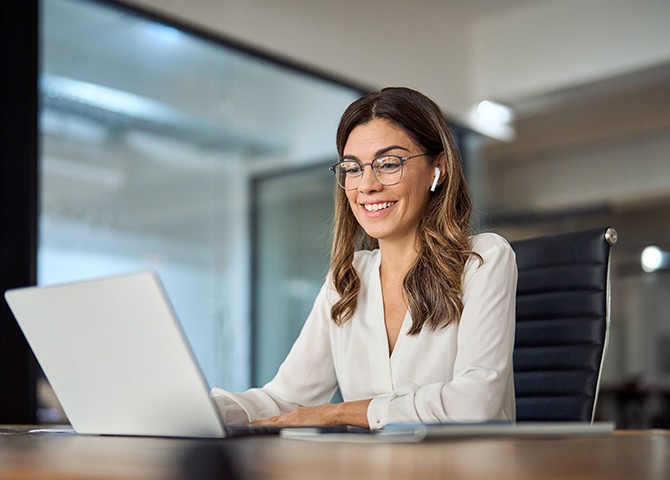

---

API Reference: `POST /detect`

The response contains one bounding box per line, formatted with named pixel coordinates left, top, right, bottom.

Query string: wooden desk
left=1, top=426, right=669, bottom=480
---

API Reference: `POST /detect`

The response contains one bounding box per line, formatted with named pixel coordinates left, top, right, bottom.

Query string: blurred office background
left=2, top=0, right=670, bottom=428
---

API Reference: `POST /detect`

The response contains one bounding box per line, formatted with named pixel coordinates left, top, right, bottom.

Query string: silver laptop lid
left=5, top=272, right=225, bottom=438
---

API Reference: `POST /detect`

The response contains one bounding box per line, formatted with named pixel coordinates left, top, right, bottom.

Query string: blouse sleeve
left=367, top=235, right=517, bottom=427
left=211, top=280, right=339, bottom=424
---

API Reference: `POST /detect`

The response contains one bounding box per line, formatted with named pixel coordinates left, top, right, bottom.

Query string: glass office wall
left=252, top=167, right=335, bottom=385
left=39, top=0, right=361, bottom=417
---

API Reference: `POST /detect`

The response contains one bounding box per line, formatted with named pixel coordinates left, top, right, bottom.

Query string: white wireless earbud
left=430, top=167, right=441, bottom=192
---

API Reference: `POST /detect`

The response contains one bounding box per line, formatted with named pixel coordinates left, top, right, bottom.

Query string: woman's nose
left=357, top=165, right=382, bottom=193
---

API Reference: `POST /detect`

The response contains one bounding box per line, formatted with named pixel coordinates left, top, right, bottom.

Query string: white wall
left=472, top=0, right=670, bottom=103
left=122, top=0, right=471, bottom=118
left=491, top=132, right=670, bottom=212
left=123, top=0, right=670, bottom=123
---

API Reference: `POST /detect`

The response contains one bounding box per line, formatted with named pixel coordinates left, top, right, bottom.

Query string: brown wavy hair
left=329, top=87, right=479, bottom=334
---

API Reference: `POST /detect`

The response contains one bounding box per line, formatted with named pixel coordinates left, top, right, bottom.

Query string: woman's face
left=343, top=118, right=437, bottom=246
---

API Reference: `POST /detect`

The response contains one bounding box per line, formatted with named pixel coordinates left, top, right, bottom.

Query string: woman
left=211, top=87, right=517, bottom=429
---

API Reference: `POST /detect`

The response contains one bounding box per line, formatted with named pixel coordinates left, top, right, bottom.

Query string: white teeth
left=364, top=202, right=396, bottom=212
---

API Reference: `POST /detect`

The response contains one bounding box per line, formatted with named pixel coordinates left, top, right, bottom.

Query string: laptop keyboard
left=224, top=425, right=369, bottom=437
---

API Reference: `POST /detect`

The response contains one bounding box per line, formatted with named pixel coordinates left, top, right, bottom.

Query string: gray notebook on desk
left=280, top=421, right=615, bottom=443
left=5, top=272, right=227, bottom=438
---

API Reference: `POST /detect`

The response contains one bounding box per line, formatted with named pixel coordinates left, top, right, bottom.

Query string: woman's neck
left=378, top=238, right=419, bottom=281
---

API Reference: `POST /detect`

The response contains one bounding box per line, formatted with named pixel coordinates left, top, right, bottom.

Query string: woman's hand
left=251, top=399, right=371, bottom=428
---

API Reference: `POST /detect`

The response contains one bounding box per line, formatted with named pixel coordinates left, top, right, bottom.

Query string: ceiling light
left=467, top=100, right=516, bottom=141
left=641, top=245, right=669, bottom=273
left=477, top=100, right=514, bottom=125
left=41, top=74, right=184, bottom=125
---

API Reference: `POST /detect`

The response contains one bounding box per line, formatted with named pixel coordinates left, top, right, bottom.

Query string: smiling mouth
left=363, top=201, right=397, bottom=212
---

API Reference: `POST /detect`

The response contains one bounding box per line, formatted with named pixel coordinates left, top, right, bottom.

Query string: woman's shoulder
left=464, top=233, right=517, bottom=281
left=469, top=232, right=514, bottom=256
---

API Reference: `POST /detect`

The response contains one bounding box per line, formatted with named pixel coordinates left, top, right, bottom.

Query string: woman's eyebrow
left=376, top=145, right=411, bottom=156
left=342, top=145, right=411, bottom=160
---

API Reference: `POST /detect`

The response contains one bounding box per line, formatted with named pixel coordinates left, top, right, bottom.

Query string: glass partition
left=251, top=166, right=335, bottom=385
left=39, top=0, right=361, bottom=415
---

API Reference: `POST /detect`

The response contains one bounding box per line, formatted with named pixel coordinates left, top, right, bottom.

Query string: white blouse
left=211, top=232, right=517, bottom=429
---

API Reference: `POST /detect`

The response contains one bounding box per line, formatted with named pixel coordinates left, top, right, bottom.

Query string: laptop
left=5, top=272, right=231, bottom=438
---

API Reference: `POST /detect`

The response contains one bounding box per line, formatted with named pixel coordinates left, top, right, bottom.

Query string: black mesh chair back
left=511, top=226, right=617, bottom=422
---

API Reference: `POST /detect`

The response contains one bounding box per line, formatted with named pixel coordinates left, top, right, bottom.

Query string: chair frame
left=594, top=227, right=617, bottom=422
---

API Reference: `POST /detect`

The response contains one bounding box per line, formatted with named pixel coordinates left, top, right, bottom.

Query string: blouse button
left=376, top=419, right=381, bottom=424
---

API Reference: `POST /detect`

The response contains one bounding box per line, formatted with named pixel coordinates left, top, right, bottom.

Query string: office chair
left=511, top=226, right=617, bottom=422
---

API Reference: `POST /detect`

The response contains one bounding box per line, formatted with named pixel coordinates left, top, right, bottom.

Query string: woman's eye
left=376, top=159, right=401, bottom=172
left=344, top=164, right=362, bottom=175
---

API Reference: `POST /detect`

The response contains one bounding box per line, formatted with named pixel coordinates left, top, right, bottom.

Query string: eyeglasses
left=329, top=153, right=429, bottom=190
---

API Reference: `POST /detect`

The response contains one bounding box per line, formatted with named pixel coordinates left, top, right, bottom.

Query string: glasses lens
left=332, top=157, right=406, bottom=189
left=373, top=156, right=403, bottom=185
left=334, top=161, right=362, bottom=189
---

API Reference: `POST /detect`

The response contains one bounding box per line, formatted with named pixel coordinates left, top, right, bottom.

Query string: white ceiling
left=443, top=0, right=548, bottom=18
